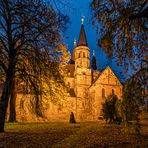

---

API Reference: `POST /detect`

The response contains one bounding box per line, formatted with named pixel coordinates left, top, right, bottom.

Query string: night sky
left=50, top=0, right=125, bottom=81
left=61, top=0, right=108, bottom=68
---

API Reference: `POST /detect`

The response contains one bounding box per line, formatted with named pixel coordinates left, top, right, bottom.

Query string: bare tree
left=0, top=0, right=68, bottom=132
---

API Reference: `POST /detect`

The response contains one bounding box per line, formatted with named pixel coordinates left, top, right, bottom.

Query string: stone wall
left=89, top=67, right=123, bottom=120
left=5, top=93, right=80, bottom=122
left=3, top=67, right=123, bottom=122
left=6, top=93, right=97, bottom=122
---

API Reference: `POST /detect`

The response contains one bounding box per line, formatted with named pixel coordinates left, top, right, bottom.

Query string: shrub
left=122, top=96, right=141, bottom=122
left=102, top=94, right=122, bottom=124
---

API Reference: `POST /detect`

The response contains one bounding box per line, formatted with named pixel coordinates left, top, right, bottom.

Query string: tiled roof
left=78, top=24, right=87, bottom=46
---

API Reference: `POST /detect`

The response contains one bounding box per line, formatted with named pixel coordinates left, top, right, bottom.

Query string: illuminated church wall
left=3, top=18, right=123, bottom=122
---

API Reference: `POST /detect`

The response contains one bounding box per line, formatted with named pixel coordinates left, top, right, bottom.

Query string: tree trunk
left=0, top=80, right=12, bottom=132
left=0, top=100, right=8, bottom=132
left=35, top=95, right=43, bottom=117
left=0, top=64, right=14, bottom=132
left=8, top=79, right=17, bottom=122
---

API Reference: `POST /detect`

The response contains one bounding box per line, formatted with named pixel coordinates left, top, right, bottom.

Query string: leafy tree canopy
left=0, top=0, right=69, bottom=132
left=91, top=0, right=147, bottom=72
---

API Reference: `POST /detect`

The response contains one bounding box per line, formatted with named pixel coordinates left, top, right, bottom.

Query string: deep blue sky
left=49, top=0, right=125, bottom=80
left=54, top=0, right=108, bottom=68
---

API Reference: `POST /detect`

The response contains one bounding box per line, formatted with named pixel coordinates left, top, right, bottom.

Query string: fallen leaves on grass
left=0, top=122, right=147, bottom=148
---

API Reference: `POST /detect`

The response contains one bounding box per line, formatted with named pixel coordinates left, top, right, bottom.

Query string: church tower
left=91, top=50, right=97, bottom=82
left=72, top=17, right=90, bottom=69
left=72, top=17, right=92, bottom=98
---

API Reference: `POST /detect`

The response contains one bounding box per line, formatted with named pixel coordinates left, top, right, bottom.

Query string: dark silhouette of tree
left=91, top=0, right=147, bottom=72
left=101, top=94, right=122, bottom=124
left=122, top=71, right=145, bottom=123
left=8, top=78, right=17, bottom=122
left=0, top=0, right=68, bottom=132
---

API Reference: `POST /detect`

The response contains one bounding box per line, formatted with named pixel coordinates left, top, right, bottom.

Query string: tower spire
left=74, top=38, right=76, bottom=47
left=78, top=17, right=87, bottom=46
left=92, top=50, right=97, bottom=71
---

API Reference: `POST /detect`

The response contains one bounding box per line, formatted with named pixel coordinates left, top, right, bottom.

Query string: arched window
left=76, top=52, right=79, bottom=58
left=78, top=52, right=81, bottom=58
left=80, top=51, right=83, bottom=58
left=112, top=89, right=114, bottom=95
left=83, top=52, right=85, bottom=57
left=80, top=61, right=82, bottom=67
left=102, top=88, right=105, bottom=98
left=86, top=52, right=88, bottom=58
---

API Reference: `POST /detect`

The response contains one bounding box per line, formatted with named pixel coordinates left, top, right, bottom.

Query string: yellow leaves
left=40, top=75, right=68, bottom=106
left=1, top=122, right=148, bottom=147
left=57, top=44, right=71, bottom=64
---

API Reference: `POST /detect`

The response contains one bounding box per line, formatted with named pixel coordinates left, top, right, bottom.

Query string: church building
left=61, top=18, right=123, bottom=121
left=3, top=18, right=123, bottom=122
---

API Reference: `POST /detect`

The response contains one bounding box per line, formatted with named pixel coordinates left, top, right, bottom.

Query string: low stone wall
left=6, top=94, right=96, bottom=122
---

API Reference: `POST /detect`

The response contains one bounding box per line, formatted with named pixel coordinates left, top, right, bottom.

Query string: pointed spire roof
left=78, top=17, right=87, bottom=46
left=92, top=55, right=97, bottom=70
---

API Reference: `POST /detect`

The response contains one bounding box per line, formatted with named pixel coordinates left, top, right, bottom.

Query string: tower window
left=76, top=52, right=79, bottom=58
left=80, top=51, right=83, bottom=58
left=102, top=88, right=105, bottom=98
left=83, top=52, right=85, bottom=57
left=77, top=52, right=80, bottom=58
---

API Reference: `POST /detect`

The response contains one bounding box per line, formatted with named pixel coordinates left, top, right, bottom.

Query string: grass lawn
left=0, top=121, right=148, bottom=148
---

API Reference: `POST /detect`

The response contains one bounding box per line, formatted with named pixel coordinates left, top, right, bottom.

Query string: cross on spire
left=81, top=16, right=85, bottom=24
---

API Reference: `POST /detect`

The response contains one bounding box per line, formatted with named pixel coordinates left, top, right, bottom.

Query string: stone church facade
left=60, top=19, right=123, bottom=121
left=1, top=19, right=123, bottom=122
